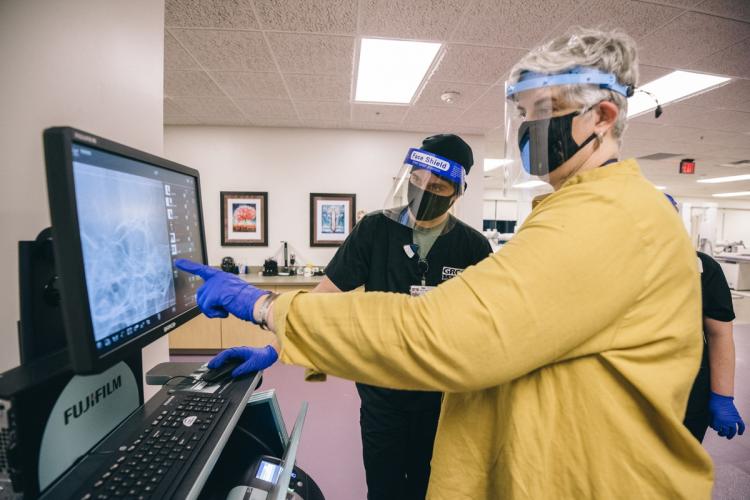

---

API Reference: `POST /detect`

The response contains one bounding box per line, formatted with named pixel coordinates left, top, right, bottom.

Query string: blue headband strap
left=506, top=66, right=632, bottom=98
left=404, top=148, right=465, bottom=185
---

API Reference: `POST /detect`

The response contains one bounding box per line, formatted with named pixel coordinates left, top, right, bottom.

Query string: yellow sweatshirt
left=272, top=159, right=712, bottom=499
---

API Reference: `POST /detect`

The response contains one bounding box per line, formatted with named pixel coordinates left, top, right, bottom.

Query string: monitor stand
left=17, top=227, right=68, bottom=365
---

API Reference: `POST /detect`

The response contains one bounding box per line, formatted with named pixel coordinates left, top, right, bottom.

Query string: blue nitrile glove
left=175, top=259, right=270, bottom=323
left=208, top=346, right=279, bottom=378
left=709, top=392, right=745, bottom=440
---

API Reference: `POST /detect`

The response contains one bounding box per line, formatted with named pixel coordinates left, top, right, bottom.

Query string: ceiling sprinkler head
left=440, top=91, right=461, bottom=104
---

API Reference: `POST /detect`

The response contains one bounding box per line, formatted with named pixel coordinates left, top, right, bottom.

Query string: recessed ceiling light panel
left=355, top=38, right=441, bottom=104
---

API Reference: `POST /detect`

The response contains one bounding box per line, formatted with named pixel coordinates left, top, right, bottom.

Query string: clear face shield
left=383, top=147, right=466, bottom=230
left=503, top=67, right=633, bottom=188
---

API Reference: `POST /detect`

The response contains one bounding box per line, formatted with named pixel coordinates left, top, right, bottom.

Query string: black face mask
left=518, top=110, right=597, bottom=176
left=407, top=182, right=454, bottom=221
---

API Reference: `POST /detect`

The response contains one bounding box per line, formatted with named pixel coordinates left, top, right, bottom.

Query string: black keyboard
left=77, top=392, right=229, bottom=500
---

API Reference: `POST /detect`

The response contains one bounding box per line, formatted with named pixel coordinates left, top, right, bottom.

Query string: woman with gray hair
left=179, top=27, right=712, bottom=499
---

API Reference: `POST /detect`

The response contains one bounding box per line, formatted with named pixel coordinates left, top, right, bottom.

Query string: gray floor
left=708, top=292, right=750, bottom=500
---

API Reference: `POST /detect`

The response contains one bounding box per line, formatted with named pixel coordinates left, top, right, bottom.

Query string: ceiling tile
left=285, top=74, right=351, bottom=101
left=164, top=70, right=224, bottom=97
left=172, top=29, right=276, bottom=71
left=165, top=31, right=199, bottom=70
left=254, top=0, right=356, bottom=34
left=165, top=115, right=202, bottom=125
left=450, top=0, right=581, bottom=48
left=170, top=97, right=245, bottom=120
left=455, top=101, right=503, bottom=129
left=416, top=82, right=490, bottom=108
left=211, top=71, right=289, bottom=99
left=431, top=45, right=527, bottom=85
left=566, top=0, right=683, bottom=40
left=246, top=118, right=303, bottom=128
left=683, top=79, right=750, bottom=111
left=234, top=98, right=298, bottom=120
left=359, top=0, right=467, bottom=40
left=352, top=104, right=409, bottom=123
left=638, top=12, right=750, bottom=67
left=301, top=120, right=353, bottom=129
left=165, top=0, right=259, bottom=29
left=403, top=106, right=464, bottom=126
left=266, top=33, right=354, bottom=75
left=681, top=109, right=750, bottom=133
left=687, top=38, right=750, bottom=79
left=638, top=64, right=673, bottom=85
left=694, top=0, right=750, bottom=22
left=631, top=101, right=707, bottom=126
left=165, top=97, right=188, bottom=115
left=653, top=0, right=703, bottom=6
left=295, top=101, right=351, bottom=121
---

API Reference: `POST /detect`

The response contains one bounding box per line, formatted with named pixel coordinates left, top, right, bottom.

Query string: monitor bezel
left=43, top=126, right=208, bottom=374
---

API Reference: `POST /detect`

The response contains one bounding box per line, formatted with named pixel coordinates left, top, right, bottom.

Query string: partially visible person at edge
left=665, top=194, right=745, bottom=443
left=178, top=28, right=713, bottom=499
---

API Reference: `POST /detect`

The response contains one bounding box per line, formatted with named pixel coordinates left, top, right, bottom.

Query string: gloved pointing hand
left=208, top=346, right=279, bottom=378
left=709, top=392, right=745, bottom=440
left=175, top=259, right=270, bottom=323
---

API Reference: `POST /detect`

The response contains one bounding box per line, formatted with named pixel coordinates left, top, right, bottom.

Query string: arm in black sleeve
left=699, top=253, right=736, bottom=322
left=324, top=214, right=376, bottom=292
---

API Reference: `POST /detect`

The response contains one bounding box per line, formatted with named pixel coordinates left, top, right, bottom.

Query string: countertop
left=238, top=274, right=324, bottom=286
left=714, top=254, right=750, bottom=263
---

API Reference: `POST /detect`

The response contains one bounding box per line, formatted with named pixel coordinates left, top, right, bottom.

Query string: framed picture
left=221, top=191, right=268, bottom=246
left=310, top=193, right=356, bottom=247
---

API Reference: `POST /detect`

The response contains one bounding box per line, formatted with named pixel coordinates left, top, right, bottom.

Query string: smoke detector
left=440, top=91, right=461, bottom=104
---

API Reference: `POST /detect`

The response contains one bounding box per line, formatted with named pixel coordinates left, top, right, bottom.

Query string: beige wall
left=164, top=126, right=486, bottom=267
left=0, top=0, right=167, bottom=398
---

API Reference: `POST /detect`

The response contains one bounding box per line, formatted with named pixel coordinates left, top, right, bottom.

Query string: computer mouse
left=202, top=359, right=243, bottom=384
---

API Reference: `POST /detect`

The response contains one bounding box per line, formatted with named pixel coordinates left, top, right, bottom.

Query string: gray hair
left=509, top=27, right=639, bottom=139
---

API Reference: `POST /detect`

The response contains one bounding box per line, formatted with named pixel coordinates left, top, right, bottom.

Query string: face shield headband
left=403, top=148, right=466, bottom=188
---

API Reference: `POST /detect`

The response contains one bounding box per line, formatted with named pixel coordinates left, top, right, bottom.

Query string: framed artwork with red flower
left=220, top=191, right=268, bottom=246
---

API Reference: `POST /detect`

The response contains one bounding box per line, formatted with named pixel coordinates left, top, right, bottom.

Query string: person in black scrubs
left=665, top=195, right=745, bottom=442
left=313, top=134, right=492, bottom=500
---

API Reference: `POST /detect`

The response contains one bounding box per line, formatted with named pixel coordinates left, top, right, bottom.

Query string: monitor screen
left=44, top=127, right=207, bottom=373
left=70, top=143, right=203, bottom=354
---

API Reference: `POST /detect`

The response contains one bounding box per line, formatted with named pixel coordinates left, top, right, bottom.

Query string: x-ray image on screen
left=73, top=162, right=176, bottom=341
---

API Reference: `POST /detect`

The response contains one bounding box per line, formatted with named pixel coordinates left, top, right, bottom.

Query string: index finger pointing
left=175, top=259, right=219, bottom=280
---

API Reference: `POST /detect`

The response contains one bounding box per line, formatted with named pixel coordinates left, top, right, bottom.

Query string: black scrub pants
left=359, top=402, right=440, bottom=500
left=684, top=361, right=711, bottom=442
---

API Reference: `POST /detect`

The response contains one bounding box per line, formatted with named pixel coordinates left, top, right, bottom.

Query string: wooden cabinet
left=220, top=316, right=275, bottom=348
left=168, top=283, right=318, bottom=353
left=168, top=313, right=222, bottom=352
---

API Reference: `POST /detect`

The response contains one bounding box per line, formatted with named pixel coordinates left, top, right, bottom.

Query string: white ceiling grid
left=164, top=0, right=750, bottom=197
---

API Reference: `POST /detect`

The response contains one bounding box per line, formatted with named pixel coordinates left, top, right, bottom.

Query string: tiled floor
left=172, top=294, right=750, bottom=500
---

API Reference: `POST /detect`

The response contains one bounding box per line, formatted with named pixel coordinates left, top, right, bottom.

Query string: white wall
left=164, top=126, right=486, bottom=267
left=0, top=0, right=167, bottom=396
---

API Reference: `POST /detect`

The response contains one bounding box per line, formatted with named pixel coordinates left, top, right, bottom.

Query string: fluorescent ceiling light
left=484, top=158, right=514, bottom=172
left=654, top=185, right=667, bottom=190
left=627, top=71, right=731, bottom=118
left=513, top=180, right=548, bottom=189
left=697, top=174, right=750, bottom=184
left=712, top=191, right=750, bottom=198
left=355, top=38, right=441, bottom=104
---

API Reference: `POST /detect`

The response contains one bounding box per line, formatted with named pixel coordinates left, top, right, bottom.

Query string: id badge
left=410, top=285, right=435, bottom=297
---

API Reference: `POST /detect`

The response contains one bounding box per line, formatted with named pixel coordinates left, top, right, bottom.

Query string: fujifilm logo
left=73, top=132, right=97, bottom=144
left=411, top=150, right=450, bottom=172
left=63, top=376, right=122, bottom=425
left=163, top=321, right=177, bottom=333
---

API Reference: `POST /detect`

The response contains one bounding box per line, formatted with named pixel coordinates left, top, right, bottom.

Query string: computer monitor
left=43, top=127, right=208, bottom=373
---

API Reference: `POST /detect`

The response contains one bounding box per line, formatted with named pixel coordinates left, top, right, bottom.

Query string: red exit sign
left=679, top=159, right=696, bottom=174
